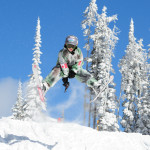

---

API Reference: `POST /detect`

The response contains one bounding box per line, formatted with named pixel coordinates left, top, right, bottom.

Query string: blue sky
left=0, top=0, right=150, bottom=127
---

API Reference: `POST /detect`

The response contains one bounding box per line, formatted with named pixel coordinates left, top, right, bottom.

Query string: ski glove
left=62, top=78, right=70, bottom=92
left=68, top=70, right=76, bottom=78
left=42, top=82, right=50, bottom=93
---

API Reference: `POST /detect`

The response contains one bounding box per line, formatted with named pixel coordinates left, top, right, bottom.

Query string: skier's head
left=65, top=35, right=78, bottom=54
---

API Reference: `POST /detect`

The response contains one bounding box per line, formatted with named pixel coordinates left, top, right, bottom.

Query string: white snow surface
left=0, top=117, right=150, bottom=150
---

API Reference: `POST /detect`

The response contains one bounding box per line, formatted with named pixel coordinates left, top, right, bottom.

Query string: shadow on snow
left=0, top=134, right=57, bottom=150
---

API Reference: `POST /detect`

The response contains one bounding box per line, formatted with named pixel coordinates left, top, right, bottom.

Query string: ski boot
left=62, top=78, right=70, bottom=92
left=42, top=82, right=50, bottom=95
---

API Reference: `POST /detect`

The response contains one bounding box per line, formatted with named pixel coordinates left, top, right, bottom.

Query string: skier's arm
left=58, top=51, right=69, bottom=77
left=71, top=48, right=84, bottom=73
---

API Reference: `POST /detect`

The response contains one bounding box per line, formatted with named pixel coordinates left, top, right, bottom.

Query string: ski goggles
left=67, top=44, right=76, bottom=49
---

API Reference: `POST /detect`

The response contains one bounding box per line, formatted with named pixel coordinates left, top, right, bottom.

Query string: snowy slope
left=0, top=117, right=150, bottom=150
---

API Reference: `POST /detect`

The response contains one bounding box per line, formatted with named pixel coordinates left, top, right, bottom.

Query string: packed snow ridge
left=0, top=117, right=150, bottom=150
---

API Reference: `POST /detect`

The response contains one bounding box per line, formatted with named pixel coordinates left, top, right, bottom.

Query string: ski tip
left=110, top=75, right=114, bottom=80
left=34, top=64, right=37, bottom=68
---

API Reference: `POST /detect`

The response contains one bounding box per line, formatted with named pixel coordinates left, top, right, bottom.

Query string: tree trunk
left=88, top=94, right=92, bottom=127
left=93, top=103, right=97, bottom=129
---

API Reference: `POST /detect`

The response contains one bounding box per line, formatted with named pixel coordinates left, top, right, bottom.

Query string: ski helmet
left=65, top=35, right=78, bottom=46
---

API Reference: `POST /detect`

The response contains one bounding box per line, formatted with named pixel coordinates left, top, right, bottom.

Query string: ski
left=90, top=75, right=114, bottom=103
left=32, top=64, right=45, bottom=102
left=64, top=83, right=69, bottom=92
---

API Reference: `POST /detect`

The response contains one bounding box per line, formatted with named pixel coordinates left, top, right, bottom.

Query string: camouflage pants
left=44, top=66, right=98, bottom=88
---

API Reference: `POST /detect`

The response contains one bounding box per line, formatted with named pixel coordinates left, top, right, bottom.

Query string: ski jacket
left=57, top=47, right=83, bottom=77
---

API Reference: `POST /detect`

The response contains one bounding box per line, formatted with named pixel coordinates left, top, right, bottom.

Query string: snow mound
left=0, top=117, right=150, bottom=150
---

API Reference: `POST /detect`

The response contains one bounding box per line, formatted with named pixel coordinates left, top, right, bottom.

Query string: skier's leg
left=75, top=69, right=99, bottom=88
left=43, top=66, right=63, bottom=92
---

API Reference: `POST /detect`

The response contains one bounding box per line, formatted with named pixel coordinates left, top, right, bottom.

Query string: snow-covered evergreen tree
left=119, top=19, right=149, bottom=133
left=119, top=19, right=137, bottom=132
left=148, top=46, right=150, bottom=94
left=82, top=0, right=98, bottom=127
left=134, top=44, right=150, bottom=135
left=32, top=17, right=42, bottom=75
left=82, top=0, right=98, bottom=52
left=90, top=6, right=119, bottom=131
left=12, top=80, right=24, bottom=120
left=23, top=17, right=45, bottom=120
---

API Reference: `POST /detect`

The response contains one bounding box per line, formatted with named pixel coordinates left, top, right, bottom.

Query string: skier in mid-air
left=42, top=35, right=100, bottom=93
